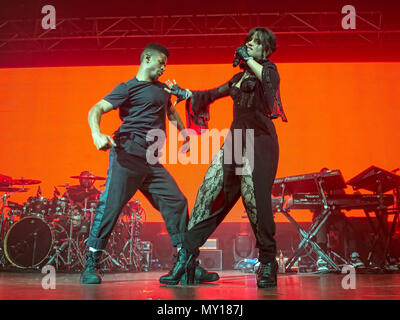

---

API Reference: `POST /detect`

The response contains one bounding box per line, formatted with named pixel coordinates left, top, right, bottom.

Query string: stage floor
left=1, top=270, right=400, bottom=300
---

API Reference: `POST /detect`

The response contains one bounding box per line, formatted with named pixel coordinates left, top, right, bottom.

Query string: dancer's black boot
left=257, top=260, right=278, bottom=288
left=80, top=251, right=102, bottom=284
left=159, top=248, right=196, bottom=285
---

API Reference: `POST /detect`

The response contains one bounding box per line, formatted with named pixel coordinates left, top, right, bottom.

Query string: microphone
left=233, top=52, right=241, bottom=67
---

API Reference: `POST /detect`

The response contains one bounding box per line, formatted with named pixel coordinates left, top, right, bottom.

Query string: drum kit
left=0, top=172, right=147, bottom=272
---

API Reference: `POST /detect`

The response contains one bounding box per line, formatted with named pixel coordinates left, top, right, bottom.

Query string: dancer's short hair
left=140, top=43, right=170, bottom=63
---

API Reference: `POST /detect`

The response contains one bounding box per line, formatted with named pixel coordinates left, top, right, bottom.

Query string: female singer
left=160, top=27, right=287, bottom=288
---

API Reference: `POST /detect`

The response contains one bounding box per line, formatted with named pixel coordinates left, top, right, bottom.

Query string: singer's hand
left=164, top=80, right=192, bottom=106
left=235, top=44, right=252, bottom=62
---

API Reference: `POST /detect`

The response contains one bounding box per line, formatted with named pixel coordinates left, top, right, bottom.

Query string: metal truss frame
left=0, top=11, right=398, bottom=53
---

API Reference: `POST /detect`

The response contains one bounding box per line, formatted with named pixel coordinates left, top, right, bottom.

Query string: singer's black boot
left=257, top=260, right=278, bottom=288
left=159, top=248, right=197, bottom=285
left=80, top=251, right=102, bottom=284
left=181, top=265, right=220, bottom=284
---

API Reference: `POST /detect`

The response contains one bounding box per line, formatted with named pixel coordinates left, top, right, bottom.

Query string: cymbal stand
left=46, top=210, right=85, bottom=270
left=82, top=197, right=96, bottom=233
left=0, top=188, right=26, bottom=268
left=98, top=247, right=124, bottom=271
left=80, top=198, right=123, bottom=271
left=120, top=205, right=144, bottom=271
left=76, top=237, right=123, bottom=272
left=0, top=193, right=7, bottom=268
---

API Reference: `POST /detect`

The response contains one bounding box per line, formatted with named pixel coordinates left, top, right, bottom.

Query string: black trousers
left=87, top=147, right=188, bottom=250
left=183, top=132, right=279, bottom=264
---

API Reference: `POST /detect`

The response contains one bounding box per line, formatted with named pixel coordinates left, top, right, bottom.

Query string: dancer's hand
left=164, top=80, right=192, bottom=106
left=179, top=133, right=191, bottom=154
left=92, top=132, right=116, bottom=151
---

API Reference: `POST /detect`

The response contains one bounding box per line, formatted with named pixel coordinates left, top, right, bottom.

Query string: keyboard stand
left=276, top=178, right=344, bottom=272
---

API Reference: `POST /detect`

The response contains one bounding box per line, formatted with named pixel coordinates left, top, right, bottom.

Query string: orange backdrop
left=1, top=63, right=399, bottom=222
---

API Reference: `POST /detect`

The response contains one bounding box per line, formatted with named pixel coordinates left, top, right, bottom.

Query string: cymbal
left=0, top=174, right=12, bottom=187
left=0, top=187, right=29, bottom=193
left=12, top=178, right=41, bottom=185
left=70, top=175, right=106, bottom=181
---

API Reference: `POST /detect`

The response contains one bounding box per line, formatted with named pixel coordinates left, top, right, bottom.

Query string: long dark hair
left=245, top=27, right=277, bottom=59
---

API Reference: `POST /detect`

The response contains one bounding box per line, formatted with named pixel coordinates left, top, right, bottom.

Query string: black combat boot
left=257, top=260, right=278, bottom=288
left=159, top=248, right=197, bottom=285
left=80, top=251, right=102, bottom=284
left=181, top=265, right=220, bottom=284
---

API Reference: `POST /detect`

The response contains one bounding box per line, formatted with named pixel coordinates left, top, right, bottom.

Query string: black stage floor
left=1, top=270, right=399, bottom=300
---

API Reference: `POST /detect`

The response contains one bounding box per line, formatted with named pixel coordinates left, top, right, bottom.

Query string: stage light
left=233, top=232, right=255, bottom=261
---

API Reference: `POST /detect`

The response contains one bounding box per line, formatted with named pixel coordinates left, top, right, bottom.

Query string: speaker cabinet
left=198, top=249, right=223, bottom=271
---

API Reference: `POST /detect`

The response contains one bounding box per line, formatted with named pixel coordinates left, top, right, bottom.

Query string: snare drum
left=49, top=197, right=71, bottom=217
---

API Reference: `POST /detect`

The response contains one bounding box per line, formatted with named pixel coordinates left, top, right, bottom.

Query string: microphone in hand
left=233, top=45, right=252, bottom=67
left=233, top=52, right=241, bottom=67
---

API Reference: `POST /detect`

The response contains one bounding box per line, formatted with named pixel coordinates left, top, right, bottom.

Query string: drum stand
left=83, top=197, right=96, bottom=233
left=46, top=210, right=85, bottom=270
left=0, top=188, right=26, bottom=269
left=98, top=249, right=124, bottom=271
left=0, top=195, right=7, bottom=268
left=80, top=198, right=123, bottom=271
left=120, top=208, right=144, bottom=271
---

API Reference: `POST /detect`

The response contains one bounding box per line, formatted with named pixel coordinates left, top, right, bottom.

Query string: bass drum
left=4, top=215, right=67, bottom=269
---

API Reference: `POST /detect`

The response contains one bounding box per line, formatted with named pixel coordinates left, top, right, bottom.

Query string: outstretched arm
left=167, top=106, right=190, bottom=153
left=164, top=79, right=232, bottom=133
left=167, top=106, right=186, bottom=132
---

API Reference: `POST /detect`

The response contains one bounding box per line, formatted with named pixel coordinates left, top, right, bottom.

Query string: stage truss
left=1, top=11, right=398, bottom=54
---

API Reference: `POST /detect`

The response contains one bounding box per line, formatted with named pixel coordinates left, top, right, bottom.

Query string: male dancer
left=82, top=43, right=218, bottom=284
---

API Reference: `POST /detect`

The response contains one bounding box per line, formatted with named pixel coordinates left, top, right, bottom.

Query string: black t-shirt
left=103, top=77, right=172, bottom=141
